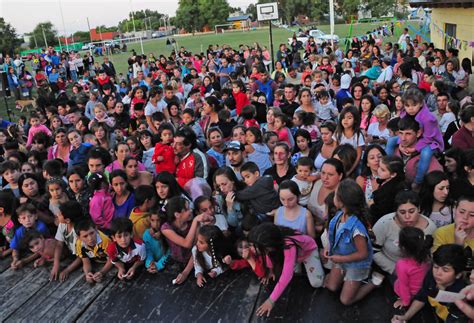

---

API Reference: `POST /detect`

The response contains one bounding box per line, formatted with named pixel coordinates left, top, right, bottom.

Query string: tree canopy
left=175, top=0, right=231, bottom=33
left=0, top=18, right=21, bottom=55
left=29, top=22, right=58, bottom=49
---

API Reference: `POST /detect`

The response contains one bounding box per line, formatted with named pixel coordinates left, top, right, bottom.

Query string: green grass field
left=0, top=21, right=402, bottom=121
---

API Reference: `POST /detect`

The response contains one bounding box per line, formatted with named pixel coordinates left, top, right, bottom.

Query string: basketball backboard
left=256, top=2, right=279, bottom=21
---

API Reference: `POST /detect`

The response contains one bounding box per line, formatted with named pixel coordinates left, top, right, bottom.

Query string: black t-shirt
left=263, top=164, right=297, bottom=186
left=280, top=100, right=299, bottom=119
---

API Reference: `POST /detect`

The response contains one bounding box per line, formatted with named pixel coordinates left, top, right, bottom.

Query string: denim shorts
left=335, top=264, right=370, bottom=281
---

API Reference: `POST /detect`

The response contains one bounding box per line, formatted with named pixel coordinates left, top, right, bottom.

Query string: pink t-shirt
left=267, top=235, right=317, bottom=302
left=394, top=258, right=430, bottom=306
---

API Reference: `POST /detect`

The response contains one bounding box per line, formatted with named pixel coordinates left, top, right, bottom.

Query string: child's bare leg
left=324, top=267, right=344, bottom=292
left=339, top=280, right=362, bottom=305
left=351, top=282, right=378, bottom=304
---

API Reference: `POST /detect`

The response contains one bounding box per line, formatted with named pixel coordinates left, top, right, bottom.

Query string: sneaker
left=371, top=272, right=385, bottom=286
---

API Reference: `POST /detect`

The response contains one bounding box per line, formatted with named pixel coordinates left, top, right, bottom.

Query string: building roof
left=227, top=15, right=251, bottom=22
left=409, top=0, right=474, bottom=8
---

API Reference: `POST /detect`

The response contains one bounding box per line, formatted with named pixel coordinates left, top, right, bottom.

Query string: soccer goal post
left=214, top=23, right=246, bottom=34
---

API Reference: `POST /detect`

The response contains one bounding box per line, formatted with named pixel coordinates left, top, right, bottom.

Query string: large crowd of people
left=0, top=26, right=473, bottom=321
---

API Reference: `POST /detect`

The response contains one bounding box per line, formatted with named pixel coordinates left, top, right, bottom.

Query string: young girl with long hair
left=334, top=106, right=365, bottom=176
left=324, top=179, right=377, bottom=306
left=88, top=172, right=115, bottom=232
left=273, top=113, right=294, bottom=149
left=292, top=111, right=319, bottom=143
left=249, top=223, right=324, bottom=317
left=369, top=156, right=406, bottom=224
left=419, top=170, right=453, bottom=228
left=46, top=177, right=69, bottom=221
left=359, top=94, right=377, bottom=134
left=291, top=129, right=314, bottom=166
left=192, top=225, right=229, bottom=287
left=143, top=209, right=170, bottom=273
left=138, top=130, right=156, bottom=174
left=244, top=126, right=272, bottom=174
left=274, top=180, right=315, bottom=237
left=206, top=127, right=225, bottom=168
left=393, top=227, right=432, bottom=309
left=110, top=170, right=135, bottom=219
left=162, top=196, right=212, bottom=284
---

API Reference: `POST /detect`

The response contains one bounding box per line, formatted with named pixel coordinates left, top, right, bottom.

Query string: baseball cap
left=223, top=140, right=244, bottom=152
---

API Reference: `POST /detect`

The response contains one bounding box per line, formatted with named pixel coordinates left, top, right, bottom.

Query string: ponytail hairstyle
left=165, top=196, right=189, bottom=224
left=195, top=225, right=227, bottom=271
left=380, top=156, right=405, bottom=183
left=294, top=111, right=316, bottom=128
left=398, top=226, right=433, bottom=264
left=87, top=172, right=109, bottom=193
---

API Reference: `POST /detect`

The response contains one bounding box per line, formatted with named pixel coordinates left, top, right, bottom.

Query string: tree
left=29, top=22, right=58, bottom=48
left=198, top=0, right=231, bottom=30
left=175, top=0, right=230, bottom=33
left=118, top=10, right=165, bottom=33
left=72, top=31, right=91, bottom=43
left=175, top=0, right=203, bottom=34
left=335, top=0, right=394, bottom=18
left=245, top=3, right=257, bottom=19
left=0, top=18, right=21, bottom=55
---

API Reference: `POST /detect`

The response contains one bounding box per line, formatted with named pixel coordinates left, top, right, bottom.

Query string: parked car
left=288, top=29, right=339, bottom=47
left=151, top=31, right=165, bottom=39
left=81, top=43, right=96, bottom=50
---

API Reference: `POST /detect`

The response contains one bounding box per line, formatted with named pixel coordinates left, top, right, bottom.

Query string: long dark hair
left=361, top=145, right=386, bottom=177
left=194, top=225, right=228, bottom=272
left=419, top=171, right=452, bottom=216
left=359, top=94, right=375, bottom=129
left=213, top=166, right=247, bottom=215
left=334, top=105, right=361, bottom=143
left=443, top=147, right=466, bottom=179
left=165, top=196, right=189, bottom=224
left=248, top=223, right=301, bottom=277
left=154, top=171, right=188, bottom=204
left=399, top=226, right=433, bottom=264
left=336, top=179, right=370, bottom=228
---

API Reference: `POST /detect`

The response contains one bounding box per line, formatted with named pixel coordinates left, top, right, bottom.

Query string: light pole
left=58, top=0, right=69, bottom=52
left=329, top=0, right=335, bottom=48
left=130, top=0, right=144, bottom=54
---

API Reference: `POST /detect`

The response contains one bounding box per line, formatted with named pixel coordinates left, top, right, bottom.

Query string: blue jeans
left=70, top=70, right=77, bottom=82
left=415, top=146, right=434, bottom=184
left=385, top=136, right=398, bottom=156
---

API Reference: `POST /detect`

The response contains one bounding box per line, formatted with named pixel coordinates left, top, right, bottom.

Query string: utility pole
left=32, top=33, right=38, bottom=49
left=130, top=0, right=144, bottom=54
left=41, top=25, right=48, bottom=48
left=58, top=0, right=69, bottom=52
left=87, top=17, right=93, bottom=42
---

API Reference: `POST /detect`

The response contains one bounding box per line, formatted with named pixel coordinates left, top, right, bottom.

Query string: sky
left=1, top=0, right=255, bottom=35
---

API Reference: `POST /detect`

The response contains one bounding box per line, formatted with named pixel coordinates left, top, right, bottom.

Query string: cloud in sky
left=2, top=0, right=255, bottom=34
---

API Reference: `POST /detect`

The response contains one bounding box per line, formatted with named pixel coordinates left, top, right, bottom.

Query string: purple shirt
left=400, top=104, right=444, bottom=152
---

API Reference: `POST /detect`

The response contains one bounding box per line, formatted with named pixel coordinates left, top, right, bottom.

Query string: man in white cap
left=336, top=72, right=352, bottom=110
